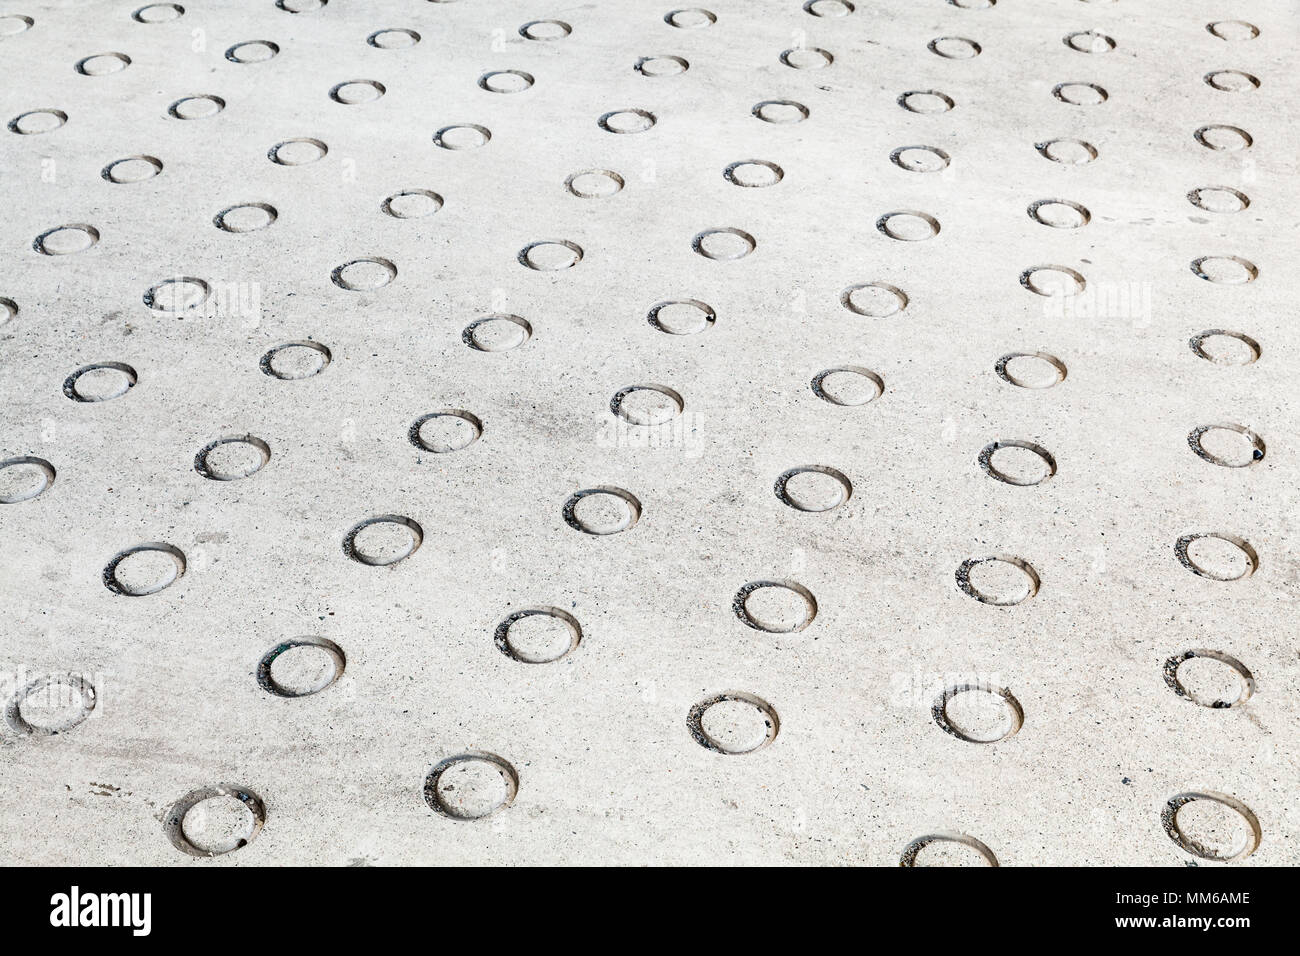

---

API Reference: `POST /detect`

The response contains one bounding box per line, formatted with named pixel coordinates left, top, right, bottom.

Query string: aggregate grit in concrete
left=1, top=0, right=1297, bottom=866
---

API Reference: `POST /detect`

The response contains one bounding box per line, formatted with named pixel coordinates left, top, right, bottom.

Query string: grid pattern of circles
left=0, top=0, right=1295, bottom=865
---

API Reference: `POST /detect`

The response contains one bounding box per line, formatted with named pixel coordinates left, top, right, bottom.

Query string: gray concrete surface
left=1, top=0, right=1297, bottom=865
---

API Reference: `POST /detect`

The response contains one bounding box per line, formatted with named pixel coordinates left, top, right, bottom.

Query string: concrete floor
left=1, top=0, right=1297, bottom=865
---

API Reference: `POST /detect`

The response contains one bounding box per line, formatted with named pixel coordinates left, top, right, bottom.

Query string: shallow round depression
left=932, top=685, right=1024, bottom=743
left=214, top=202, right=277, bottom=233
left=733, top=580, right=817, bottom=633
left=841, top=282, right=908, bottom=317
left=165, top=786, right=266, bottom=857
left=194, top=435, right=271, bottom=480
left=331, top=256, right=396, bottom=291
left=258, top=638, right=345, bottom=697
left=995, top=352, right=1067, bottom=389
left=1020, top=265, right=1086, bottom=297
left=494, top=607, right=582, bottom=664
left=409, top=410, right=483, bottom=453
left=687, top=692, right=780, bottom=754
left=1163, top=649, right=1255, bottom=709
left=462, top=314, right=532, bottom=351
left=63, top=362, right=137, bottom=402
left=519, top=239, right=583, bottom=270
left=877, top=210, right=940, bottom=241
left=648, top=299, right=715, bottom=335
left=774, top=466, right=852, bottom=512
left=899, top=832, right=999, bottom=867
left=103, top=543, right=186, bottom=596
left=424, top=752, right=518, bottom=820
left=978, top=440, right=1057, bottom=486
left=0, top=456, right=57, bottom=504
left=1175, top=532, right=1257, bottom=581
left=342, top=515, right=424, bottom=566
left=1162, top=792, right=1261, bottom=861
left=4, top=674, right=96, bottom=735
left=812, top=366, right=884, bottom=406
left=692, top=227, right=756, bottom=260
left=261, top=340, right=331, bottom=379
left=565, top=168, right=624, bottom=199
left=34, top=223, right=100, bottom=255
left=563, top=487, right=642, bottom=535
left=1187, top=424, right=1264, bottom=467
left=610, top=384, right=684, bottom=426
left=1189, top=330, right=1259, bottom=366
left=956, top=555, right=1039, bottom=606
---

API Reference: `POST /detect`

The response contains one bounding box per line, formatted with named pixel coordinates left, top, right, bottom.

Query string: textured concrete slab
left=1, top=0, right=1297, bottom=866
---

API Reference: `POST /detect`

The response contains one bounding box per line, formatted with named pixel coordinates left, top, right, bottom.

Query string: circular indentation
left=433, top=124, right=491, bottom=149
left=994, top=352, right=1067, bottom=389
left=1020, top=264, right=1085, bottom=297
left=610, top=384, right=684, bottom=426
left=692, top=227, right=755, bottom=260
left=687, top=692, right=779, bottom=755
left=933, top=685, right=1023, bottom=743
left=563, top=487, right=641, bottom=535
left=804, top=0, right=854, bottom=15
left=598, top=108, right=656, bottom=134
left=1035, top=138, right=1097, bottom=164
left=143, top=276, right=210, bottom=312
left=732, top=580, right=817, bottom=633
left=635, top=55, right=688, bottom=77
left=342, top=515, right=424, bottom=566
left=0, top=456, right=56, bottom=504
left=956, top=555, right=1039, bottom=606
left=665, top=8, right=716, bottom=29
left=381, top=189, right=443, bottom=219
left=494, top=608, right=581, bottom=664
left=723, top=159, right=783, bottom=187
left=565, top=169, right=624, bottom=199
left=102, top=154, right=162, bottom=183
left=462, top=314, right=532, bottom=351
left=780, top=47, right=832, bottom=69
left=811, top=366, right=884, bottom=406
left=1163, top=650, right=1255, bottom=709
left=132, top=4, right=184, bottom=23
left=519, top=19, right=570, bottom=41
left=840, top=282, right=908, bottom=318
left=1188, top=186, right=1249, bottom=214
left=0, top=297, right=15, bottom=327
left=1194, top=125, right=1252, bottom=152
left=774, top=466, right=852, bottom=512
left=898, top=90, right=954, bottom=114
left=424, top=752, right=518, bottom=820
left=1187, top=423, right=1264, bottom=468
left=900, top=833, right=999, bottom=867
left=277, top=0, right=326, bottom=12
left=8, top=109, right=68, bottom=134
left=329, top=79, right=385, bottom=104
left=928, top=36, right=980, bottom=59
left=194, top=435, right=271, bottom=480
left=478, top=69, right=534, bottom=93
left=1190, top=255, right=1257, bottom=284
left=876, top=210, right=939, bottom=241
left=1174, top=533, right=1258, bottom=581
left=1189, top=329, right=1259, bottom=366
left=367, top=28, right=420, bottom=49
left=408, top=409, right=483, bottom=453
left=225, top=40, right=278, bottom=63
left=257, top=637, right=345, bottom=697
left=648, top=298, right=715, bottom=335
left=34, top=223, right=99, bottom=255
left=1207, top=21, right=1258, bottom=42
left=0, top=14, right=35, bottom=35
left=167, top=94, right=224, bottom=119
left=268, top=137, right=327, bottom=165
left=1064, top=30, right=1115, bottom=53
left=103, top=543, right=186, bottom=596
left=164, top=785, right=265, bottom=857
left=213, top=202, right=277, bottom=233
left=1027, top=198, right=1090, bottom=229
left=63, top=362, right=137, bottom=402
left=331, top=256, right=396, bottom=290
left=4, top=674, right=95, bottom=736
left=261, top=340, right=331, bottom=379
left=890, top=145, right=950, bottom=173
left=978, top=440, right=1057, bottom=486
left=1162, top=792, right=1261, bottom=862
left=751, top=99, right=809, bottom=124
left=1052, top=82, right=1107, bottom=105
left=518, top=239, right=583, bottom=271
left=1205, top=70, right=1259, bottom=93
left=75, top=51, right=131, bottom=75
